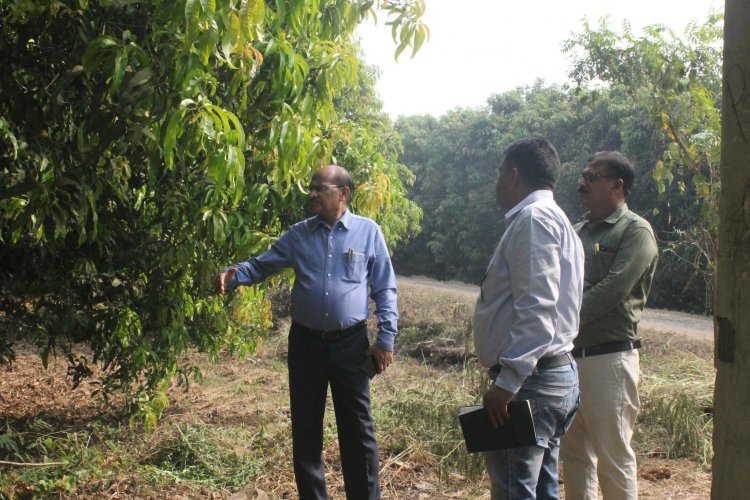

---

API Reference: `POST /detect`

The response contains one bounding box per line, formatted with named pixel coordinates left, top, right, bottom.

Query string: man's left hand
left=483, top=384, right=515, bottom=428
left=367, top=345, right=393, bottom=374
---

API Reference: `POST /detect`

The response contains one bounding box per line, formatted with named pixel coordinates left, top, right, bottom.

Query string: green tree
left=393, top=78, right=710, bottom=311
left=394, top=108, right=502, bottom=283
left=331, top=62, right=422, bottom=247
left=0, top=0, right=426, bottom=423
left=564, top=12, right=723, bottom=310
left=393, top=82, right=640, bottom=285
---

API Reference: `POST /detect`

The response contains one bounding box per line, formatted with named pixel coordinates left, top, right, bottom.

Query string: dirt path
left=398, top=275, right=713, bottom=340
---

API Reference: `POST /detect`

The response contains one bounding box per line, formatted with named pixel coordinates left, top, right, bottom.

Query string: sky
left=357, top=0, right=724, bottom=118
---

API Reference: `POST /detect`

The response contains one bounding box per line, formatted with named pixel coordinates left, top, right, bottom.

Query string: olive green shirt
left=574, top=204, right=658, bottom=348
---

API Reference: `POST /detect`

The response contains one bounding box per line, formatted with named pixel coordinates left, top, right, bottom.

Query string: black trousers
left=287, top=322, right=380, bottom=500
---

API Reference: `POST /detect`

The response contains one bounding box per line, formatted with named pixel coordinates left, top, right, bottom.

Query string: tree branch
left=666, top=119, right=700, bottom=171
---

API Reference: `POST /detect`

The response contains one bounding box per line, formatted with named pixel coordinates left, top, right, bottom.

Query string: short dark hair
left=502, top=137, right=560, bottom=190
left=587, top=151, right=636, bottom=196
left=331, top=165, right=355, bottom=203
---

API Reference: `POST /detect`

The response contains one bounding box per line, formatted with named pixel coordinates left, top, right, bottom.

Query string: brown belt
left=292, top=320, right=366, bottom=341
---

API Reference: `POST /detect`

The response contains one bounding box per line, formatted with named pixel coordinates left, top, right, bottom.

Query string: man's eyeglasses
left=308, top=183, right=342, bottom=193
left=579, top=171, right=617, bottom=183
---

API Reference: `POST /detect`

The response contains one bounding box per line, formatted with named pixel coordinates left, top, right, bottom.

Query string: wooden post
left=712, top=0, right=750, bottom=496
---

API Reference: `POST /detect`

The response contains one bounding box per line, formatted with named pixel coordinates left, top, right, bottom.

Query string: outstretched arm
left=214, top=268, right=237, bottom=295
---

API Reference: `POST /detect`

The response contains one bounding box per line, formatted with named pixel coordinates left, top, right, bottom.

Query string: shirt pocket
left=342, top=249, right=367, bottom=283
left=593, top=245, right=617, bottom=266
left=588, top=245, right=616, bottom=283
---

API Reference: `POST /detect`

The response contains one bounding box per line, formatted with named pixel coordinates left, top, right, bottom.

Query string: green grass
left=0, top=420, right=136, bottom=497
left=140, top=424, right=265, bottom=489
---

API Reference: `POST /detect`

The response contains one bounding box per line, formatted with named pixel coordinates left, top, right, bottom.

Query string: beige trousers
left=560, top=349, right=640, bottom=500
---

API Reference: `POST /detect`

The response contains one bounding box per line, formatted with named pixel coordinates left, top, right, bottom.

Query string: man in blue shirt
left=216, top=165, right=397, bottom=500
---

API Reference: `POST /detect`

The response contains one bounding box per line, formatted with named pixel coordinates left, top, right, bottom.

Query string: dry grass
left=0, top=280, right=714, bottom=499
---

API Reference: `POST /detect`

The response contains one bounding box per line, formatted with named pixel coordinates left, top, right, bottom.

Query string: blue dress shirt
left=227, top=210, right=398, bottom=351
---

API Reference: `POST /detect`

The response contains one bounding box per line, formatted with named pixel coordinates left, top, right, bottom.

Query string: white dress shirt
left=473, top=190, right=584, bottom=394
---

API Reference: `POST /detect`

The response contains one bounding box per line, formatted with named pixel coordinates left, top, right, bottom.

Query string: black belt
left=572, top=339, right=642, bottom=358
left=292, top=320, right=366, bottom=341
left=489, top=352, right=573, bottom=380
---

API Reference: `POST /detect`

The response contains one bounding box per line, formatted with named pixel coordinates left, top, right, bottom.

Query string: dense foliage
left=565, top=13, right=722, bottom=309
left=0, top=0, right=426, bottom=421
left=393, top=84, right=656, bottom=280
left=392, top=14, right=722, bottom=313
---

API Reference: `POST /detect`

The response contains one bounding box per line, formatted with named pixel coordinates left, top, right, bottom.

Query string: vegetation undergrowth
left=0, top=283, right=714, bottom=498
left=635, top=344, right=714, bottom=466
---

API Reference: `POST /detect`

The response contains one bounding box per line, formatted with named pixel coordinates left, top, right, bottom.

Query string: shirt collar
left=504, top=190, right=554, bottom=222
left=583, top=203, right=629, bottom=227
left=310, top=209, right=352, bottom=232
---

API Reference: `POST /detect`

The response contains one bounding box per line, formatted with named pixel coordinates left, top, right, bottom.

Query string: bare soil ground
left=0, top=277, right=713, bottom=499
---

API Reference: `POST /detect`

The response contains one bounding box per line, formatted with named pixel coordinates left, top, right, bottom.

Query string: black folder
left=458, top=400, right=537, bottom=453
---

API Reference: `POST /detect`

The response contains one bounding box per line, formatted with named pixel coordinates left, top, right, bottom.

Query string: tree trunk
left=712, top=0, right=750, bottom=496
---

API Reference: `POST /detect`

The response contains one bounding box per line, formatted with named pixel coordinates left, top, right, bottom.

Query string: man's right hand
left=483, top=384, right=515, bottom=428
left=367, top=345, right=394, bottom=374
left=215, top=268, right=237, bottom=295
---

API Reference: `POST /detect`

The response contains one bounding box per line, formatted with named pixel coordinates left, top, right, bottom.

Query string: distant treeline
left=391, top=85, right=703, bottom=312
left=391, top=13, right=722, bottom=315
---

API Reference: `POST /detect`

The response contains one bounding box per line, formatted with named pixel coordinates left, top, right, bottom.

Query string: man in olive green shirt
left=560, top=151, right=658, bottom=500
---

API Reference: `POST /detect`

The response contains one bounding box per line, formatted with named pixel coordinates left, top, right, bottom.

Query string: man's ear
left=509, top=167, right=521, bottom=188
left=340, top=185, right=352, bottom=203
left=612, top=178, right=625, bottom=192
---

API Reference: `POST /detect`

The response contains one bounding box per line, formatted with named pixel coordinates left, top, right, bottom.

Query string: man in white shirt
left=474, top=137, right=584, bottom=499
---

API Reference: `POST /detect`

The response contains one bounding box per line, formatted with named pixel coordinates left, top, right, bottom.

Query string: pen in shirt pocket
left=347, top=248, right=365, bottom=262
